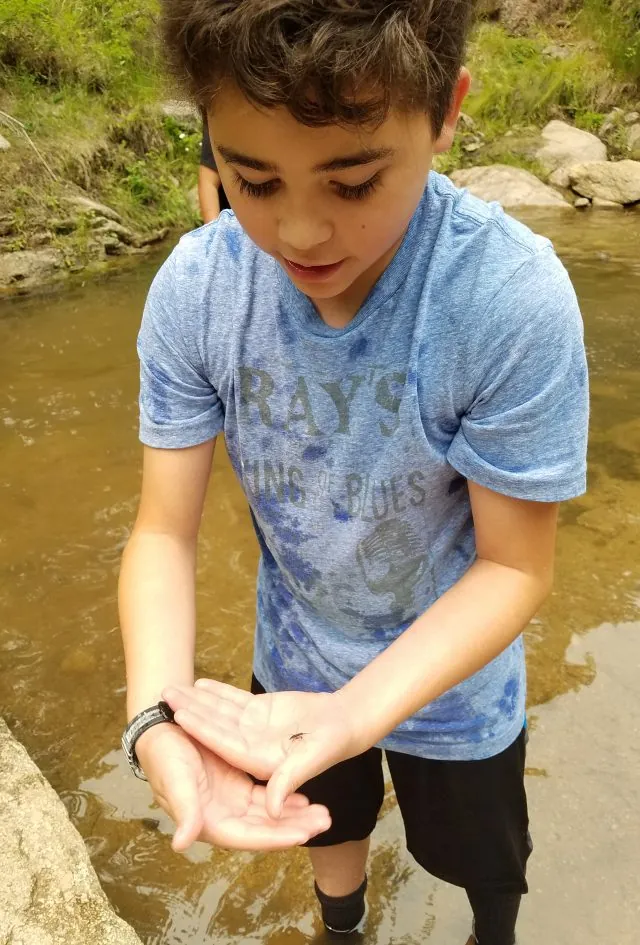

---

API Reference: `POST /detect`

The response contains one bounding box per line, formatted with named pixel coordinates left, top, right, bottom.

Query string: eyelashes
left=233, top=174, right=279, bottom=199
left=232, top=171, right=381, bottom=201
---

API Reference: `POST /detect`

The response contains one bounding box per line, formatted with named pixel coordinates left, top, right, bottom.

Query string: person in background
left=198, top=114, right=230, bottom=223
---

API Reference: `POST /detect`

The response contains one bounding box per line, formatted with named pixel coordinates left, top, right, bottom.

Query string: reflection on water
left=0, top=211, right=639, bottom=942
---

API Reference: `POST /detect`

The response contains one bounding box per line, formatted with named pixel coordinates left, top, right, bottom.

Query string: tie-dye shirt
left=137, top=171, right=588, bottom=761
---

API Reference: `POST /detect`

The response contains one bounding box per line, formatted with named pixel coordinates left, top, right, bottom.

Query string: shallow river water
left=0, top=209, right=639, bottom=944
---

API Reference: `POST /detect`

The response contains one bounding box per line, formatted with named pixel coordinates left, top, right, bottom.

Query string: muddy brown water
left=0, top=210, right=639, bottom=944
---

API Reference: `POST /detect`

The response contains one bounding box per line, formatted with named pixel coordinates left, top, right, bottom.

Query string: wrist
left=331, top=686, right=374, bottom=757
left=135, top=721, right=180, bottom=763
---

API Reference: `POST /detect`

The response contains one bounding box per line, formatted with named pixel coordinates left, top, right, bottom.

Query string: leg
left=309, top=838, right=370, bottom=896
left=465, top=888, right=521, bottom=945
left=250, top=676, right=384, bottom=933
left=388, top=727, right=531, bottom=945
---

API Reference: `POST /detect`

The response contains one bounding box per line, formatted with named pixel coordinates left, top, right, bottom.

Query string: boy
left=119, top=2, right=589, bottom=943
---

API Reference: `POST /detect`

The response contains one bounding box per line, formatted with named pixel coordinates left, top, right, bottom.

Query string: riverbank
left=1, top=0, right=639, bottom=298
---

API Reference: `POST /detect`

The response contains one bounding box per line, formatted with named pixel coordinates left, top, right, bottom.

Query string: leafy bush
left=0, top=0, right=160, bottom=96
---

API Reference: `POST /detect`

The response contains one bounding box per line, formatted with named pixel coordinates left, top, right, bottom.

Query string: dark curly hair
left=161, top=0, right=476, bottom=135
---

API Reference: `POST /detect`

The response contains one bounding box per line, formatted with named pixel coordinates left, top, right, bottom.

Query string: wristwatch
left=121, top=701, right=176, bottom=780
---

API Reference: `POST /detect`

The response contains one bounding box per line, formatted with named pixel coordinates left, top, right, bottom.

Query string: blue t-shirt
left=137, top=171, right=588, bottom=761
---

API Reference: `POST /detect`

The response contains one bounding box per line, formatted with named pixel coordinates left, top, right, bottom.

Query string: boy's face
left=208, top=74, right=469, bottom=316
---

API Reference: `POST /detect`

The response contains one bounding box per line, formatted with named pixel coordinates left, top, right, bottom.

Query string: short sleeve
left=447, top=249, right=588, bottom=502
left=137, top=252, right=224, bottom=448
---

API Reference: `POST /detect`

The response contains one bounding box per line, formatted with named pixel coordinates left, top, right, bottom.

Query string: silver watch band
left=121, top=701, right=176, bottom=780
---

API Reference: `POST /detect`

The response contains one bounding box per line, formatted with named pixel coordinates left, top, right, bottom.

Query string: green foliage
left=579, top=0, right=640, bottom=82
left=574, top=110, right=606, bottom=132
left=466, top=24, right=613, bottom=134
left=0, top=0, right=160, bottom=99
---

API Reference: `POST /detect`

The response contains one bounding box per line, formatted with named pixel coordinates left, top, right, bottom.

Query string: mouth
left=282, top=257, right=346, bottom=282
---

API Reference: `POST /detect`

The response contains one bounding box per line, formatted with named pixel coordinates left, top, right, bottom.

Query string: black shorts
left=252, top=676, right=531, bottom=894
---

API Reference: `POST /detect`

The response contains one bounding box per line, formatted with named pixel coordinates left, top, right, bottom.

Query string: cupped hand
left=162, top=680, right=361, bottom=819
left=134, top=722, right=331, bottom=852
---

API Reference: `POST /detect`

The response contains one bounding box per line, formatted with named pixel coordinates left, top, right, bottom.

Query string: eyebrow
left=216, top=145, right=396, bottom=174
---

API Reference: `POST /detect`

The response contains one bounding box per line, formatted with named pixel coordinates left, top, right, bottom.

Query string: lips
left=285, top=259, right=341, bottom=272
left=282, top=257, right=346, bottom=283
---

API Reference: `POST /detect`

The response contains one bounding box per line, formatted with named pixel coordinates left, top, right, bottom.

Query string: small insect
left=289, top=732, right=307, bottom=742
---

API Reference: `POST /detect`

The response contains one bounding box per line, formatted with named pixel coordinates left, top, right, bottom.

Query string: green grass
left=0, top=0, right=160, bottom=100
left=0, top=0, right=200, bottom=266
left=0, top=0, right=639, bottom=270
left=578, top=0, right=640, bottom=83
left=465, top=23, right=618, bottom=136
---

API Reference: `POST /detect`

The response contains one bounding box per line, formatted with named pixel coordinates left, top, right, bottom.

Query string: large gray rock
left=0, top=249, right=64, bottom=290
left=568, top=160, right=640, bottom=205
left=537, top=120, right=607, bottom=187
left=450, top=164, right=572, bottom=209
left=0, top=717, right=143, bottom=945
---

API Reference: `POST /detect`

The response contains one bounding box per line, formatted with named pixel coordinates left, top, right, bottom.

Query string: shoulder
left=149, top=212, right=275, bottom=328
left=423, top=171, right=579, bottom=329
left=169, top=210, right=261, bottom=287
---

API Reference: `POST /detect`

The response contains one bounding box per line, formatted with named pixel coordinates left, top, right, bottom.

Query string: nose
left=278, top=203, right=333, bottom=255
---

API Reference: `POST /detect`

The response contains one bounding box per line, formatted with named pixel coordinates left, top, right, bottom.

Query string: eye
left=333, top=172, right=381, bottom=201
left=233, top=172, right=279, bottom=198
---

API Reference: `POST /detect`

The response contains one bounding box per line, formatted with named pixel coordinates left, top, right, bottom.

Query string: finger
left=249, top=783, right=309, bottom=810
left=164, top=773, right=204, bottom=853
left=266, top=747, right=323, bottom=820
left=213, top=812, right=331, bottom=852
left=246, top=800, right=329, bottom=826
left=162, top=686, right=242, bottom=724
left=169, top=693, right=241, bottom=729
left=194, top=678, right=253, bottom=708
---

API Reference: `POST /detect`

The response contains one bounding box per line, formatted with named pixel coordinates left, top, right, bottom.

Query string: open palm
left=137, top=723, right=331, bottom=851
left=162, top=679, right=358, bottom=818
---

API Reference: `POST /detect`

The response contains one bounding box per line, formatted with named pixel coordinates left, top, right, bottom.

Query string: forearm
left=340, top=558, right=551, bottom=750
left=119, top=530, right=197, bottom=720
left=198, top=166, right=221, bottom=223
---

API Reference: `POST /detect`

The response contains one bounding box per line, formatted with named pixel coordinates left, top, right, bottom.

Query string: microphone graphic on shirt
left=356, top=519, right=428, bottom=614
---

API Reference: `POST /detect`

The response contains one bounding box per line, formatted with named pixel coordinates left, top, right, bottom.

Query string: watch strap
left=121, top=701, right=176, bottom=780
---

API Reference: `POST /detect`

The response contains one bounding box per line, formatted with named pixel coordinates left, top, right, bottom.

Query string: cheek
left=343, top=201, right=414, bottom=258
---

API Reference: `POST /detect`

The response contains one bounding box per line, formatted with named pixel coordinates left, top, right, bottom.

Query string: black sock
left=314, top=875, right=367, bottom=935
left=466, top=888, right=521, bottom=945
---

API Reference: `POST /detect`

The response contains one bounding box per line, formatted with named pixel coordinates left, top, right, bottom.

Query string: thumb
left=266, top=744, right=320, bottom=820
left=166, top=776, right=204, bottom=852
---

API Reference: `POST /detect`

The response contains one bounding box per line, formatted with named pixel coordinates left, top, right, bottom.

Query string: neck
left=313, top=232, right=407, bottom=328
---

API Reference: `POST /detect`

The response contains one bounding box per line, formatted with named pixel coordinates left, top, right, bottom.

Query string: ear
left=433, top=68, right=472, bottom=156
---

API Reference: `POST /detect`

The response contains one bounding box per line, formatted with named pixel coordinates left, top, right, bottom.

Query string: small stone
left=0, top=134, right=11, bottom=151
left=624, top=111, right=640, bottom=125
left=463, top=141, right=483, bottom=153
left=459, top=112, right=476, bottom=130
left=542, top=44, right=573, bottom=60
left=574, top=197, right=591, bottom=208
